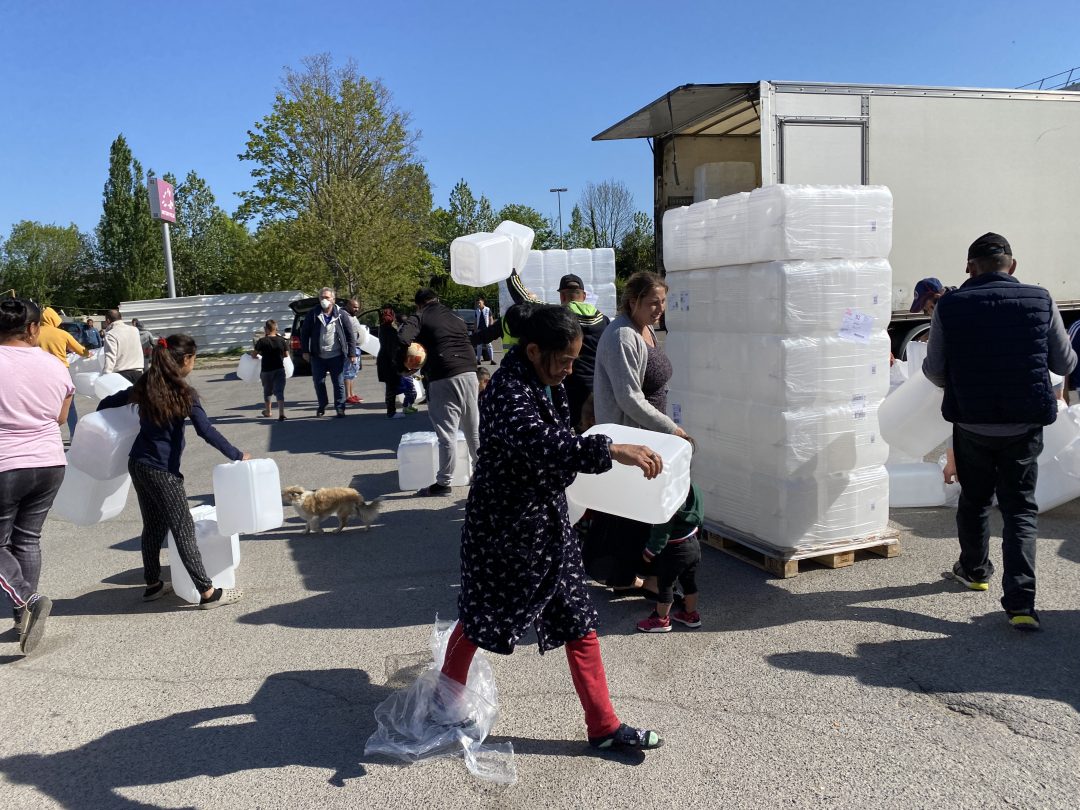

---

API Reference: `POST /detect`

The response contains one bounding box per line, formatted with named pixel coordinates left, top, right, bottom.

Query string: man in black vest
left=923, top=233, right=1077, bottom=631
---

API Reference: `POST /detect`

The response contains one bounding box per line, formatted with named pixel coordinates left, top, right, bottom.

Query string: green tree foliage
left=167, top=171, right=252, bottom=296
left=0, top=221, right=91, bottom=307
left=496, top=203, right=558, bottom=250
left=236, top=54, right=431, bottom=306
left=96, top=135, right=163, bottom=303
left=564, top=205, right=596, bottom=249
left=615, top=211, right=656, bottom=278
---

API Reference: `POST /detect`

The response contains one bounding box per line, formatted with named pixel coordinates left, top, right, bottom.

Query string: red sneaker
left=346, top=395, right=361, bottom=404
left=671, top=610, right=701, bottom=628
left=636, top=613, right=671, bottom=633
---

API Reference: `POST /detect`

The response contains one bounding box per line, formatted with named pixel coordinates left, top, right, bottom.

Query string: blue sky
left=1, top=1, right=1076, bottom=237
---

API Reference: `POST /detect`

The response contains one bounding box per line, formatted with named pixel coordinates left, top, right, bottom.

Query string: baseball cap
left=557, top=274, right=584, bottom=291
left=910, top=277, right=944, bottom=313
left=967, top=232, right=1011, bottom=260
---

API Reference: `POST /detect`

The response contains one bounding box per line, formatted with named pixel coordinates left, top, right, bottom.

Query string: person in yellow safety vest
left=470, top=270, right=610, bottom=430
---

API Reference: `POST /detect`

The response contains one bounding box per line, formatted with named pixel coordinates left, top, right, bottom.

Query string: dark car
left=288, top=297, right=381, bottom=376
left=452, top=308, right=478, bottom=334
left=59, top=320, right=101, bottom=350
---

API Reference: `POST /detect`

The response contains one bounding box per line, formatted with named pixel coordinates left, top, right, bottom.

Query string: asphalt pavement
left=1, top=360, right=1078, bottom=809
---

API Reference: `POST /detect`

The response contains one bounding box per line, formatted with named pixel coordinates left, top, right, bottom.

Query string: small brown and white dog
left=281, top=485, right=382, bottom=534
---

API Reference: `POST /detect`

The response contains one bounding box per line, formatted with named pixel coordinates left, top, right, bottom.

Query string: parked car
left=288, top=297, right=381, bottom=377
left=58, top=320, right=100, bottom=350
left=452, top=309, right=478, bottom=334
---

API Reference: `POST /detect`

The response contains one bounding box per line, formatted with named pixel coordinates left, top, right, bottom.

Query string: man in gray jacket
left=300, top=287, right=357, bottom=418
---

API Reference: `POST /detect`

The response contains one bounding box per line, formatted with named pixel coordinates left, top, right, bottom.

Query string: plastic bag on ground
left=364, top=619, right=516, bottom=785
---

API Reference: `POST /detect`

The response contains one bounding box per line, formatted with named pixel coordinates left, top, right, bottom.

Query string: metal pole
left=550, top=187, right=567, bottom=248
left=161, top=221, right=177, bottom=298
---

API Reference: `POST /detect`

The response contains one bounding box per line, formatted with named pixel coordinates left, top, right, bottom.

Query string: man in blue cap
left=910, top=277, right=953, bottom=316
left=922, top=233, right=1077, bottom=631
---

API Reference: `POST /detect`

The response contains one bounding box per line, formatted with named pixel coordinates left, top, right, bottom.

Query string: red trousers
left=441, top=621, right=620, bottom=739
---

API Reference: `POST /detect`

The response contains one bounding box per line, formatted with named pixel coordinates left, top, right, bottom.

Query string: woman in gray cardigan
left=591, top=272, right=691, bottom=590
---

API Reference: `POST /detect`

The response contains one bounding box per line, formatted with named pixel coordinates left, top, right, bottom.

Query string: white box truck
left=594, top=80, right=1080, bottom=351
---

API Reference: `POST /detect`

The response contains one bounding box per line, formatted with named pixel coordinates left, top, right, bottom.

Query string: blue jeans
left=952, top=426, right=1043, bottom=613
left=310, top=354, right=346, bottom=412
left=0, top=465, right=65, bottom=612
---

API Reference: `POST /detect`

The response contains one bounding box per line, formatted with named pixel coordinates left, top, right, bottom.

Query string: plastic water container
left=93, top=372, right=132, bottom=400
left=566, top=491, right=586, bottom=526
left=566, top=424, right=692, bottom=524
left=212, top=458, right=284, bottom=535
left=887, top=462, right=946, bottom=508
left=68, top=404, right=141, bottom=479
left=360, top=332, right=381, bottom=356
left=51, top=466, right=130, bottom=525
left=878, top=369, right=951, bottom=459
left=74, top=372, right=102, bottom=398
left=397, top=431, right=472, bottom=490
left=451, top=233, right=514, bottom=287
left=283, top=355, right=294, bottom=378
left=166, top=507, right=241, bottom=604
left=494, top=220, right=535, bottom=271
left=1035, top=402, right=1080, bottom=513
left=70, top=350, right=105, bottom=378
left=236, top=353, right=260, bottom=383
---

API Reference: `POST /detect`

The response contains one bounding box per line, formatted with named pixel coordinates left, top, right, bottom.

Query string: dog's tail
left=356, top=495, right=382, bottom=527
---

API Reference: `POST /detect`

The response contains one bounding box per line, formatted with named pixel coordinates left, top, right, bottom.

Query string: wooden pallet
left=701, top=524, right=901, bottom=579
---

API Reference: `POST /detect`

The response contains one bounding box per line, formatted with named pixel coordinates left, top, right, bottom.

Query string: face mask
left=320, top=299, right=333, bottom=311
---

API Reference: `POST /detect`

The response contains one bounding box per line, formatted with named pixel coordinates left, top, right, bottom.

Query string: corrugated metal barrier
left=119, top=291, right=306, bottom=354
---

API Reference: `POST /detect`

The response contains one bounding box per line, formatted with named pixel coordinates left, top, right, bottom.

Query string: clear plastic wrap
left=365, top=620, right=516, bottom=785
left=666, top=331, right=890, bottom=408
left=666, top=260, right=891, bottom=336
left=694, top=462, right=889, bottom=550
left=663, top=185, right=892, bottom=271
left=1036, top=403, right=1080, bottom=513
left=669, top=390, right=887, bottom=478
left=500, top=248, right=618, bottom=318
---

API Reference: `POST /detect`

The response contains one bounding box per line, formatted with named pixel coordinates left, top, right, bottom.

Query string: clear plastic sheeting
left=669, top=392, right=887, bottom=478
left=500, top=248, right=618, bottom=318
left=663, top=185, right=893, bottom=272
left=365, top=620, right=516, bottom=785
left=667, top=330, right=890, bottom=409
left=694, top=462, right=889, bottom=550
left=665, top=260, right=891, bottom=336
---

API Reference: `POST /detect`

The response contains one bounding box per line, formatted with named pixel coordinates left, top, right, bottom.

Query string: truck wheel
left=897, top=324, right=931, bottom=360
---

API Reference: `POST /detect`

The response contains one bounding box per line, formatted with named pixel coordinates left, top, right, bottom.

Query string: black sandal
left=588, top=723, right=663, bottom=751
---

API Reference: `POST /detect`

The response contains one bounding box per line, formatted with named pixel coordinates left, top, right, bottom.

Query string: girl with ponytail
left=98, top=334, right=249, bottom=609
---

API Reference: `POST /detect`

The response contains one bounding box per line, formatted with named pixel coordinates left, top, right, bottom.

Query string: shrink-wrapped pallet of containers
left=500, top=248, right=618, bottom=318
left=664, top=185, right=894, bottom=553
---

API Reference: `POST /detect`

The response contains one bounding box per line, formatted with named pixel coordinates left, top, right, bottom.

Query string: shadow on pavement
left=0, top=668, right=385, bottom=807
left=766, top=609, right=1080, bottom=713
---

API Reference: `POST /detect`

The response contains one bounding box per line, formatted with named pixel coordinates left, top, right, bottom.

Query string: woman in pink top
left=0, top=299, right=73, bottom=655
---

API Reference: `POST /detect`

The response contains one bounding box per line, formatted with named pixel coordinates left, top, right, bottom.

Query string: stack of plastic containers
left=502, top=248, right=618, bottom=318
left=52, top=405, right=140, bottom=525
left=166, top=505, right=242, bottom=603
left=664, top=184, right=894, bottom=552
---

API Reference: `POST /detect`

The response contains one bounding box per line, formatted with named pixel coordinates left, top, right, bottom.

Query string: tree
left=578, top=179, right=635, bottom=249
left=0, top=221, right=90, bottom=306
left=236, top=54, right=432, bottom=304
left=615, top=211, right=656, bottom=278
left=564, top=205, right=595, bottom=249
left=168, top=171, right=251, bottom=295
left=96, top=135, right=163, bottom=303
left=497, top=203, right=558, bottom=250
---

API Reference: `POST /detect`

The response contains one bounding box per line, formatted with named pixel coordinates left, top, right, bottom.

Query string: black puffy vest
left=936, top=273, right=1057, bottom=425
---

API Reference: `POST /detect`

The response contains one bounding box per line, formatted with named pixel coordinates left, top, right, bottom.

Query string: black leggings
left=128, top=459, right=211, bottom=592
left=651, top=535, right=701, bottom=604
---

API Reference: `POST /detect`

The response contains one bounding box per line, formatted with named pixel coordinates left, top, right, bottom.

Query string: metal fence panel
left=119, top=291, right=306, bottom=354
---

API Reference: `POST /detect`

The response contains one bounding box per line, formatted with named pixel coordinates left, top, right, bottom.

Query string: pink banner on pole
left=148, top=179, right=176, bottom=223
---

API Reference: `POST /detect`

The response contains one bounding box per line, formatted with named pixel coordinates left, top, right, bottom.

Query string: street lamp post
left=549, top=187, right=567, bottom=248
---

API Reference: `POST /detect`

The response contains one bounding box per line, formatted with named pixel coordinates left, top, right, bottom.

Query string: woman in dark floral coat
left=439, top=303, right=664, bottom=752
